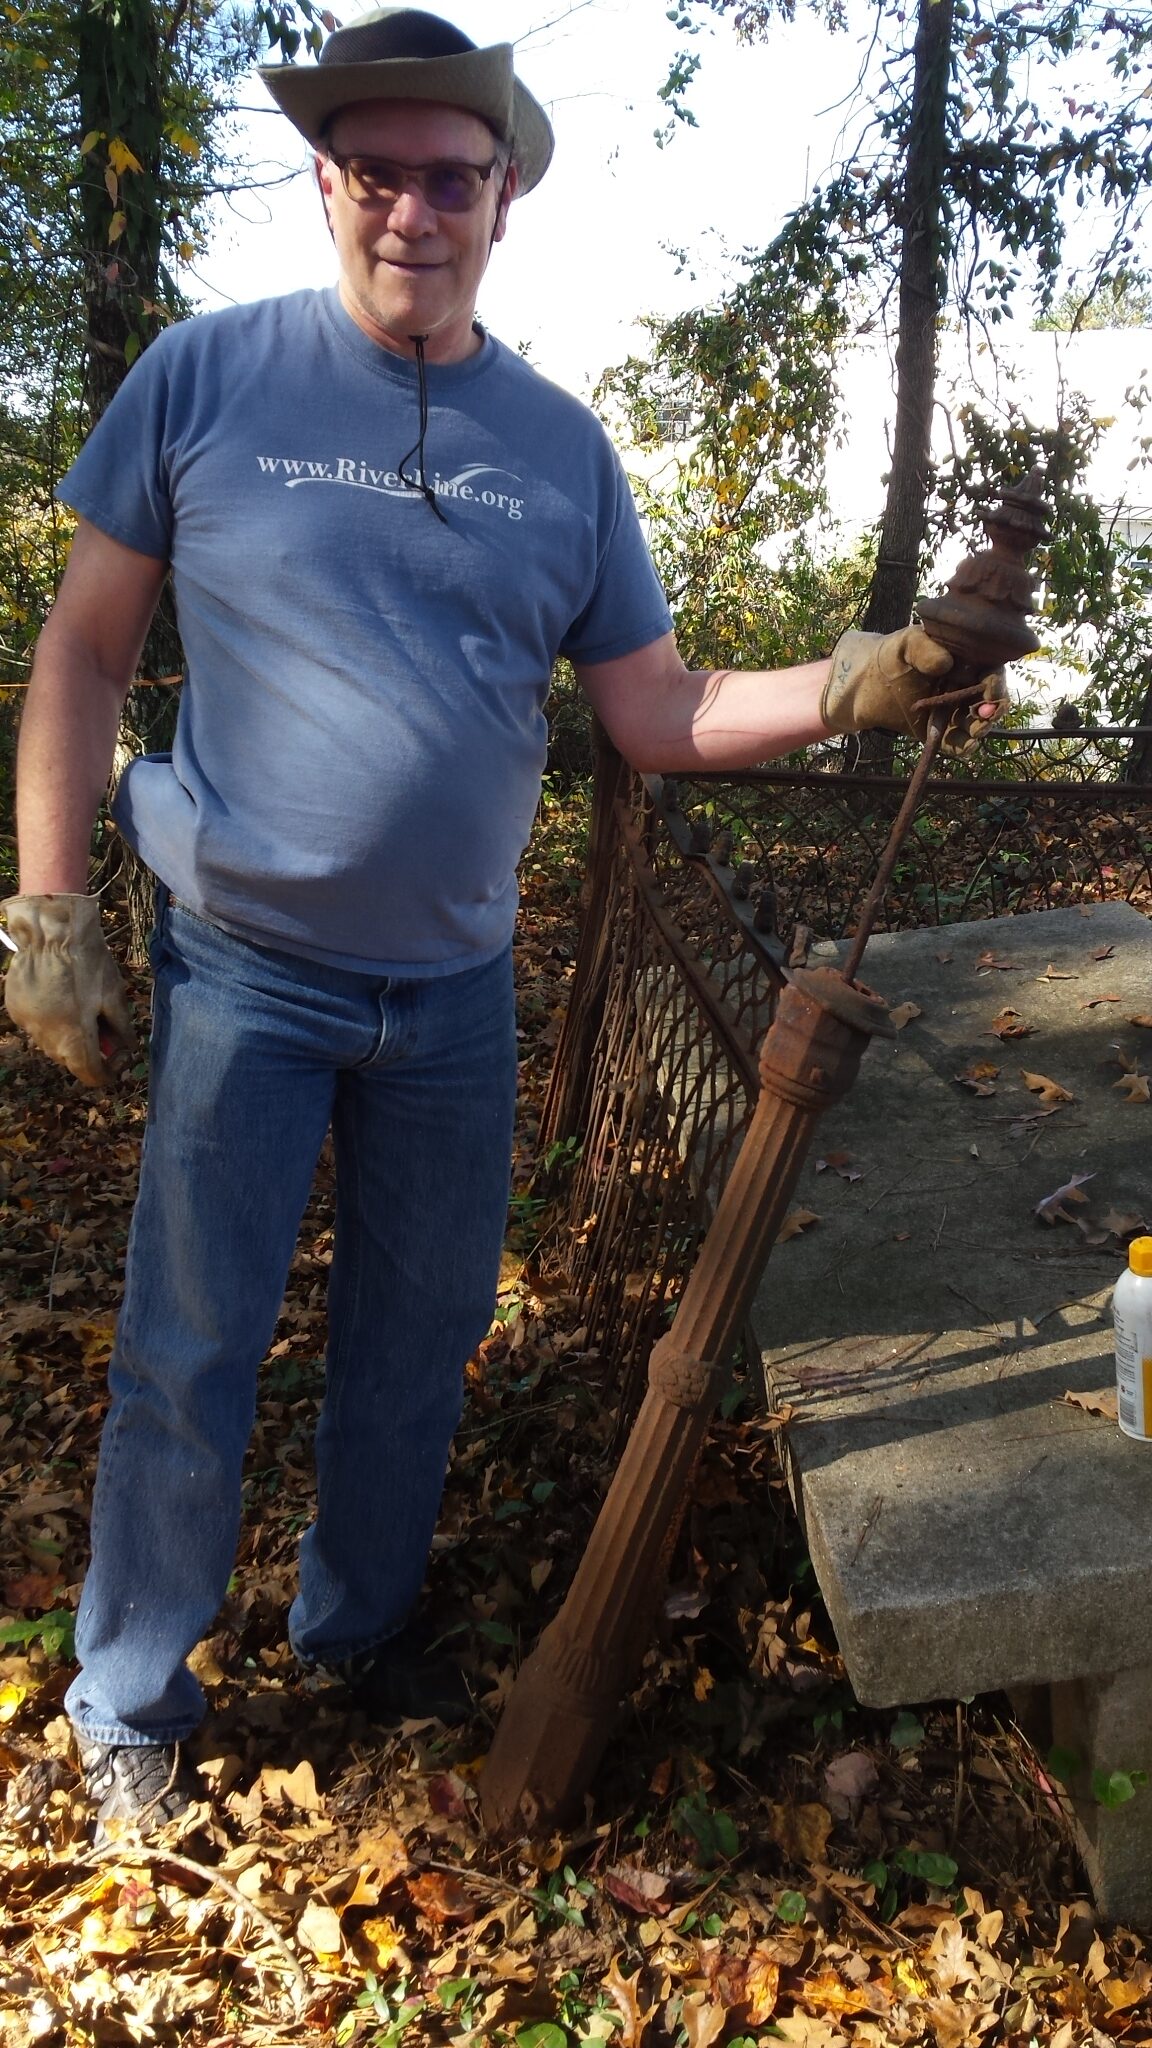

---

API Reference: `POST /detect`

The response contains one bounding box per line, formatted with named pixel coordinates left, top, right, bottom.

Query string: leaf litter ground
left=3, top=800, right=1152, bottom=2046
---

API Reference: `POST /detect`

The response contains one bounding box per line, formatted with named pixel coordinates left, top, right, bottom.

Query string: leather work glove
left=2, top=894, right=135, bottom=1088
left=822, top=625, right=1009, bottom=758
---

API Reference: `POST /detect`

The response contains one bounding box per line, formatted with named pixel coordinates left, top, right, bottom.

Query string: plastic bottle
left=1113, top=1236, right=1152, bottom=1441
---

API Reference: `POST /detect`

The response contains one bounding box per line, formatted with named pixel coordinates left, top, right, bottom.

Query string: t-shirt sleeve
left=55, top=336, right=176, bottom=561
left=558, top=444, right=672, bottom=665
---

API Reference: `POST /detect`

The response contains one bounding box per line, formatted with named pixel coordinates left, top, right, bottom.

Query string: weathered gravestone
left=754, top=899, right=1152, bottom=1924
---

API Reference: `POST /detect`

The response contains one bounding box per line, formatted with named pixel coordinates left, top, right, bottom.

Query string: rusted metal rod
left=840, top=707, right=947, bottom=984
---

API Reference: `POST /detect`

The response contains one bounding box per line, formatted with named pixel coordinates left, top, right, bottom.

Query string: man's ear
left=315, top=151, right=336, bottom=241
left=492, top=159, right=520, bottom=245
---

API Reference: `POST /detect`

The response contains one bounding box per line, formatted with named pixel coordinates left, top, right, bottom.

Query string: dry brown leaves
left=3, top=815, right=1152, bottom=2045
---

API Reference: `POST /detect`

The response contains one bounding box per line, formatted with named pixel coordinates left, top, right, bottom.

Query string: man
left=2, top=7, right=1005, bottom=1843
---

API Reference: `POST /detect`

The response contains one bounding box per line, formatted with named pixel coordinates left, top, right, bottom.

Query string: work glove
left=822, top=625, right=1009, bottom=758
left=1, top=894, right=135, bottom=1088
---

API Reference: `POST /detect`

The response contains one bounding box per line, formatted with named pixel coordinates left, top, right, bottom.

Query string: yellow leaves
left=0, top=1681, right=27, bottom=1722
left=107, top=211, right=127, bottom=246
left=356, top=1913, right=410, bottom=1970
left=177, top=240, right=196, bottom=263
left=75, top=1317, right=117, bottom=1369
left=801, top=1968, right=872, bottom=2017
left=107, top=138, right=143, bottom=175
left=24, top=225, right=42, bottom=253
left=895, top=1954, right=931, bottom=1999
left=166, top=123, right=202, bottom=159
left=80, top=128, right=105, bottom=154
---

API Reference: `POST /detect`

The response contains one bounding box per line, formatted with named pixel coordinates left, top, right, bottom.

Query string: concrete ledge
left=751, top=902, right=1152, bottom=1921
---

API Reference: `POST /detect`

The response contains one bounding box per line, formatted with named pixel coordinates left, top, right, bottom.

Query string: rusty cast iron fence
left=542, top=725, right=1152, bottom=1415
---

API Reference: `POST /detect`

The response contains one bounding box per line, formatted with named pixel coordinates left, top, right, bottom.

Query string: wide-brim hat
left=259, top=5, right=554, bottom=194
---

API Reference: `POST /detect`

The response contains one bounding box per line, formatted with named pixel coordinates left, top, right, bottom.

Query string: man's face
left=316, top=100, right=517, bottom=364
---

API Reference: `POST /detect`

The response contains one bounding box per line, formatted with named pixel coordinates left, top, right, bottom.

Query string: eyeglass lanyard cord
left=398, top=335, right=449, bottom=524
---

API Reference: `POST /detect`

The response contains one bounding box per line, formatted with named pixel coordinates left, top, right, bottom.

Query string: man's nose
left=386, top=181, right=439, bottom=235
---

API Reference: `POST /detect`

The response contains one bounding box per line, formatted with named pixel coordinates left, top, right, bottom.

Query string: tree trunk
left=76, top=0, right=181, bottom=956
left=848, top=0, right=954, bottom=773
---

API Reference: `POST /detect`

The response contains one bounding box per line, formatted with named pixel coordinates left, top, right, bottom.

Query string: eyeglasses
left=327, top=151, right=501, bottom=213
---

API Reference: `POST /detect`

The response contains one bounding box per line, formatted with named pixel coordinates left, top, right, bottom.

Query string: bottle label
left=1115, top=1303, right=1152, bottom=1439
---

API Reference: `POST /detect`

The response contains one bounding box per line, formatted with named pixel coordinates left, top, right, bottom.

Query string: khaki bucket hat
left=259, top=6, right=554, bottom=193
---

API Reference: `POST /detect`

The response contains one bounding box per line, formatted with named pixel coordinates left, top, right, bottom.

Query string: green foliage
left=633, top=0, right=1152, bottom=709
left=335, top=1970, right=426, bottom=2047
left=1092, top=1767, right=1148, bottom=1809
left=598, top=212, right=874, bottom=677
left=0, top=1608, right=77, bottom=1659
left=1036, top=270, right=1152, bottom=331
left=929, top=392, right=1152, bottom=726
left=893, top=1846, right=959, bottom=1889
left=775, top=1888, right=808, bottom=1923
left=672, top=1792, right=740, bottom=1863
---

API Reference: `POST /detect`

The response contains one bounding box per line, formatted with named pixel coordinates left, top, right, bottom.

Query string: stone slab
left=752, top=901, right=1152, bottom=1707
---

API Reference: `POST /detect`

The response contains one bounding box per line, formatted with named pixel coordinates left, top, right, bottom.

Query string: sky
left=197, top=0, right=871, bottom=394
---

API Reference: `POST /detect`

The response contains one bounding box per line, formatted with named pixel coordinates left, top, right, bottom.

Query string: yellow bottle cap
left=1129, top=1236, right=1152, bottom=1278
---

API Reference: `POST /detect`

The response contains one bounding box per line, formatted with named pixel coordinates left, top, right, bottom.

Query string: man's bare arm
left=575, top=628, right=1006, bottom=773
left=17, top=518, right=169, bottom=892
left=574, top=633, right=833, bottom=774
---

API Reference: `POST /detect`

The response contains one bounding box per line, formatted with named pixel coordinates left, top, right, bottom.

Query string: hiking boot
left=333, top=1623, right=473, bottom=1725
left=78, top=1737, right=199, bottom=1849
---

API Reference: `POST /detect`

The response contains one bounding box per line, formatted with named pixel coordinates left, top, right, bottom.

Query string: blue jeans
left=65, top=899, right=517, bottom=1745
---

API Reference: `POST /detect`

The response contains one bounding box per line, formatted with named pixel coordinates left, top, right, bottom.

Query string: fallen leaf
left=976, top=950, right=1015, bottom=972
left=604, top=1952, right=656, bottom=2046
left=1037, top=964, right=1078, bottom=981
left=1114, top=1073, right=1151, bottom=1103
left=935, top=951, right=953, bottom=964
left=406, top=1871, right=476, bottom=1926
left=745, top=1950, right=782, bottom=2024
left=1081, top=994, right=1121, bottom=1008
left=679, top=1992, right=727, bottom=2048
left=1021, top=1070, right=1075, bottom=1106
left=356, top=1914, right=410, bottom=1969
left=1092, top=945, right=1115, bottom=961
left=766, top=1800, right=832, bottom=1863
left=1034, top=1173, right=1094, bottom=1224
left=815, top=1151, right=864, bottom=1182
left=1129, top=1015, right=1152, bottom=1029
left=890, top=1001, right=922, bottom=1030
left=1101, top=1208, right=1146, bottom=1238
left=356, top=1827, right=410, bottom=1886
left=779, top=1207, right=820, bottom=1241
left=603, top=1865, right=674, bottom=1917
left=991, top=1007, right=1033, bottom=1039
left=259, top=1759, right=322, bottom=1813
left=823, top=1751, right=880, bottom=1803
left=296, top=1897, right=344, bottom=1959
left=801, top=1970, right=872, bottom=2018
left=1063, top=1388, right=1118, bottom=1421
left=2, top=1571, right=66, bottom=1611
left=955, top=1061, right=999, bottom=1095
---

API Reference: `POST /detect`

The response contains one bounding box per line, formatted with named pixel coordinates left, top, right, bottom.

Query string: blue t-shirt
left=59, top=288, right=671, bottom=973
